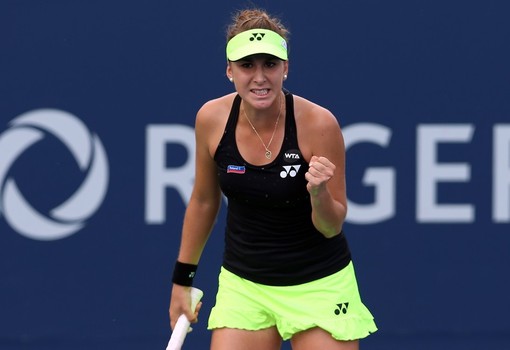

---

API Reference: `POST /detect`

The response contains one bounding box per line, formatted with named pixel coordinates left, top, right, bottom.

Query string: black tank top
left=214, top=90, right=351, bottom=286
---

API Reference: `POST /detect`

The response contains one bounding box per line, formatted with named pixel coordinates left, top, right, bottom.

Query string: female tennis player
left=169, top=8, right=377, bottom=349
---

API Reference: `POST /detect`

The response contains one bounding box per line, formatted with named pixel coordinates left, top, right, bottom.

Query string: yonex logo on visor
left=226, top=28, right=288, bottom=61
left=250, top=33, right=265, bottom=41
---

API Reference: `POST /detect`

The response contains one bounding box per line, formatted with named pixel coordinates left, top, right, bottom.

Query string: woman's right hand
left=169, top=284, right=202, bottom=330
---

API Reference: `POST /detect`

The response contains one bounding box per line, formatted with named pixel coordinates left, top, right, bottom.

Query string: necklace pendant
left=265, top=150, right=272, bottom=159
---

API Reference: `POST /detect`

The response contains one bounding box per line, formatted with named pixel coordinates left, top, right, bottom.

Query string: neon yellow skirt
left=208, top=262, right=377, bottom=341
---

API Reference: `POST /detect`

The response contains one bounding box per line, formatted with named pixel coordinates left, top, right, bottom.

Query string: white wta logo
left=0, top=109, right=109, bottom=240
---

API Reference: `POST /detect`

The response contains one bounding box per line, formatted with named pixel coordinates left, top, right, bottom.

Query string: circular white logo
left=0, top=109, right=109, bottom=240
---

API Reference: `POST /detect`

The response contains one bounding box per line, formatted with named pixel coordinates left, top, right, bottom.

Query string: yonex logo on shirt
left=280, top=165, right=301, bottom=178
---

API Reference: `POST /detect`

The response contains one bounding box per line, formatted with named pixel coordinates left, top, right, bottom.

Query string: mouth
left=251, top=88, right=270, bottom=96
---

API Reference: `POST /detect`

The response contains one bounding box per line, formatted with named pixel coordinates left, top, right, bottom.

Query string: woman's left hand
left=305, top=155, right=336, bottom=196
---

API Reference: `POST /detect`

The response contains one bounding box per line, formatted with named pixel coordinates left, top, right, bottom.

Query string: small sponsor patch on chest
left=227, top=165, right=246, bottom=174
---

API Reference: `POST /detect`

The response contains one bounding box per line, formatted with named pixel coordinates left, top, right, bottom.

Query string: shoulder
left=195, top=93, right=237, bottom=156
left=292, top=94, right=341, bottom=134
left=196, top=93, right=237, bottom=127
left=195, top=93, right=237, bottom=138
left=291, top=94, right=344, bottom=160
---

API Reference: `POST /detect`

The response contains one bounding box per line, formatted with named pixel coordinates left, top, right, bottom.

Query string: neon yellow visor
left=226, top=29, right=288, bottom=61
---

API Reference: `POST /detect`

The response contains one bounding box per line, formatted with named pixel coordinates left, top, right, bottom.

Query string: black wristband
left=172, top=261, right=198, bottom=286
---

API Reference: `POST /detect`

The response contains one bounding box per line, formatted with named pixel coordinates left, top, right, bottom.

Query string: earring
left=283, top=74, right=288, bottom=81
left=229, top=77, right=234, bottom=83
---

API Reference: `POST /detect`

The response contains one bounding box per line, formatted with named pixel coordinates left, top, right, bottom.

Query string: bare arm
left=169, top=102, right=223, bottom=328
left=303, top=106, right=347, bottom=238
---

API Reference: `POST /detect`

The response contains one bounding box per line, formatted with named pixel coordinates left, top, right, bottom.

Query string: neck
left=242, top=91, right=283, bottom=124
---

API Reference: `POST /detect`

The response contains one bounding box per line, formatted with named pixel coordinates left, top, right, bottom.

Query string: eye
left=265, top=61, right=277, bottom=68
left=235, top=60, right=252, bottom=68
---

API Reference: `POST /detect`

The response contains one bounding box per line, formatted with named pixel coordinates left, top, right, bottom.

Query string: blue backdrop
left=1, top=1, right=509, bottom=349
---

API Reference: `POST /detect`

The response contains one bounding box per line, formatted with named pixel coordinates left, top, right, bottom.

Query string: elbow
left=310, top=201, right=346, bottom=238
left=313, top=219, right=343, bottom=238
left=321, top=225, right=343, bottom=239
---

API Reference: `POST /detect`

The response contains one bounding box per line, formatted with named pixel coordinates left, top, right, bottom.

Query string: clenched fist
left=305, top=156, right=336, bottom=196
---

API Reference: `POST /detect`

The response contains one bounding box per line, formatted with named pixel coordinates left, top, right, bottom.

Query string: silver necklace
left=242, top=93, right=283, bottom=160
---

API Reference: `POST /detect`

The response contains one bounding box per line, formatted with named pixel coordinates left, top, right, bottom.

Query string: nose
left=253, top=65, right=266, bottom=84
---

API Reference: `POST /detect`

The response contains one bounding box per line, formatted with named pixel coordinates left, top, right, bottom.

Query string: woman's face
left=227, top=54, right=288, bottom=110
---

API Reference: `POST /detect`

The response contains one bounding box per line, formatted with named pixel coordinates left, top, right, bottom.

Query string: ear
left=283, top=60, right=289, bottom=76
left=226, top=64, right=233, bottom=80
